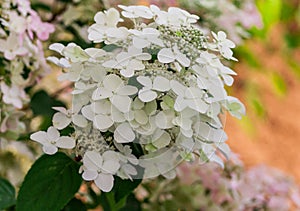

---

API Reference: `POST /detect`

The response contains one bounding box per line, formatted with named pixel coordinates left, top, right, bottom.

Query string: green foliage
left=255, top=0, right=282, bottom=36
left=30, top=90, right=66, bottom=131
left=0, top=178, right=16, bottom=210
left=16, top=153, right=82, bottom=211
left=62, top=198, right=87, bottom=211
left=270, top=72, right=287, bottom=96
left=119, top=193, right=141, bottom=211
left=30, top=90, right=65, bottom=117
left=235, top=46, right=261, bottom=68
left=99, top=177, right=142, bottom=211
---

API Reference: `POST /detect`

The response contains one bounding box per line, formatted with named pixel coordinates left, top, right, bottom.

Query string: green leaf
left=119, top=193, right=141, bottom=211
left=62, top=198, right=87, bottom=211
left=112, top=177, right=142, bottom=202
left=16, top=153, right=82, bottom=211
left=0, top=178, right=16, bottom=210
left=30, top=90, right=65, bottom=116
left=99, top=178, right=142, bottom=211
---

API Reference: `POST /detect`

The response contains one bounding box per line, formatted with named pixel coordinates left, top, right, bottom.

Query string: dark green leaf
left=61, top=198, right=86, bottom=211
left=119, top=193, right=141, bottom=211
left=0, top=178, right=16, bottom=210
left=30, top=90, right=65, bottom=116
left=112, top=177, right=142, bottom=202
left=16, top=152, right=82, bottom=211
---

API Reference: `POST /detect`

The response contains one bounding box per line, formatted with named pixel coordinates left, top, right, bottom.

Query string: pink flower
left=239, top=2, right=263, bottom=29
left=16, top=0, right=32, bottom=16
left=27, top=12, right=55, bottom=41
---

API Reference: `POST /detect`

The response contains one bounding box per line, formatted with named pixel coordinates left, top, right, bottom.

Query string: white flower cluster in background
left=31, top=5, right=245, bottom=192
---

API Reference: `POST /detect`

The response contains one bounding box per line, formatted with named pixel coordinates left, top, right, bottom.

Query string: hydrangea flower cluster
left=0, top=0, right=54, bottom=139
left=31, top=5, right=245, bottom=192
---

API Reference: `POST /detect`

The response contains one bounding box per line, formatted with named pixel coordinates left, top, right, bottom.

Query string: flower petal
left=117, top=85, right=138, bottom=96
left=94, top=114, right=114, bottom=131
left=52, top=112, right=71, bottom=130
left=49, top=43, right=65, bottom=54
left=30, top=131, right=48, bottom=145
left=82, top=170, right=98, bottom=181
left=47, top=126, right=60, bottom=141
left=134, top=110, right=148, bottom=125
left=157, top=48, right=175, bottom=63
left=104, top=74, right=123, bottom=92
left=153, top=76, right=170, bottom=92
left=111, top=95, right=132, bottom=113
left=114, top=123, right=135, bottom=143
left=72, top=114, right=88, bottom=128
left=137, top=76, right=152, bottom=87
left=56, top=136, right=75, bottom=149
left=138, top=88, right=157, bottom=103
left=92, top=87, right=113, bottom=100
left=42, top=144, right=58, bottom=155
left=83, top=151, right=103, bottom=170
left=94, top=173, right=114, bottom=192
left=170, top=80, right=186, bottom=96
left=155, top=110, right=174, bottom=129
left=81, top=105, right=95, bottom=121
left=102, top=160, right=120, bottom=174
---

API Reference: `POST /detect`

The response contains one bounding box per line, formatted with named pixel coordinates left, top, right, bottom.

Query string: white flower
left=82, top=100, right=125, bottom=131
left=72, top=81, right=96, bottom=95
left=196, top=52, right=237, bottom=86
left=170, top=80, right=209, bottom=113
left=157, top=46, right=190, bottom=68
left=172, top=108, right=197, bottom=138
left=137, top=76, right=170, bottom=102
left=93, top=8, right=123, bottom=27
left=92, top=74, right=138, bottom=113
left=49, top=43, right=65, bottom=54
left=52, top=107, right=88, bottom=130
left=152, top=6, right=199, bottom=27
left=62, top=43, right=90, bottom=62
left=114, top=144, right=138, bottom=180
left=47, top=56, right=71, bottom=68
left=114, top=122, right=136, bottom=143
left=225, top=96, right=246, bottom=119
left=119, top=5, right=154, bottom=19
left=150, top=129, right=171, bottom=149
left=194, top=121, right=227, bottom=144
left=81, top=151, right=120, bottom=192
left=30, top=127, right=75, bottom=155
left=103, top=46, right=151, bottom=77
left=57, top=63, right=84, bottom=82
left=0, top=82, right=27, bottom=109
left=212, top=31, right=237, bottom=61
left=126, top=99, right=158, bottom=136
left=87, top=8, right=128, bottom=44
left=155, top=109, right=175, bottom=129
left=129, top=28, right=164, bottom=48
